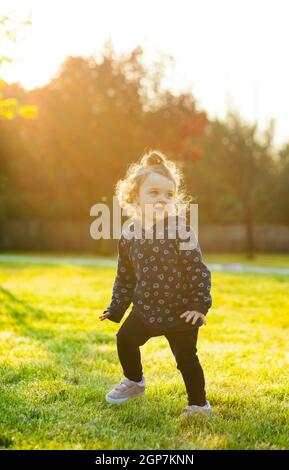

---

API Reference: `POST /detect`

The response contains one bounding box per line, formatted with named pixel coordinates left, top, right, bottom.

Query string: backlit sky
left=1, top=0, right=289, bottom=148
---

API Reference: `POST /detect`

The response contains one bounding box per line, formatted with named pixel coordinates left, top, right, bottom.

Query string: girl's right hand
left=99, top=310, right=112, bottom=321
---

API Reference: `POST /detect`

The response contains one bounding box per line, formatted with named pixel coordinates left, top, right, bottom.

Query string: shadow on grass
left=0, top=286, right=118, bottom=395
left=0, top=287, right=191, bottom=448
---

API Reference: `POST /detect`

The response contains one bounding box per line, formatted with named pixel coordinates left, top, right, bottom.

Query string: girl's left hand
left=179, top=310, right=207, bottom=326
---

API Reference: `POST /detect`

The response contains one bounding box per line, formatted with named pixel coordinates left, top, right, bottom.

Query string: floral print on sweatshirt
left=104, top=215, right=212, bottom=332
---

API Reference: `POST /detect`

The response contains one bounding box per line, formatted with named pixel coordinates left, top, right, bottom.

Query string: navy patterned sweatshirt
left=104, top=215, right=212, bottom=332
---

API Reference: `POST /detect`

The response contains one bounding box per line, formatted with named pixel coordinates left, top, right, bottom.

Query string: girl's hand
left=99, top=310, right=112, bottom=321
left=179, top=310, right=207, bottom=326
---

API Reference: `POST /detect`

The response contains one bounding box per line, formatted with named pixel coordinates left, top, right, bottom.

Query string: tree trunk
left=243, top=196, right=254, bottom=259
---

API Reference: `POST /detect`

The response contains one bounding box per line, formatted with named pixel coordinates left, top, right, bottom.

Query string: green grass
left=2, top=250, right=289, bottom=268
left=204, top=252, right=289, bottom=268
left=0, top=254, right=288, bottom=450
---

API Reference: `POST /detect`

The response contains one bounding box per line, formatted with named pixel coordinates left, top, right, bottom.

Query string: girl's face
left=136, top=172, right=176, bottom=224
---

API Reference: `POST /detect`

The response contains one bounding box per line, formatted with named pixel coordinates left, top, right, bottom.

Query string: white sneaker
left=105, top=376, right=146, bottom=404
left=180, top=400, right=212, bottom=417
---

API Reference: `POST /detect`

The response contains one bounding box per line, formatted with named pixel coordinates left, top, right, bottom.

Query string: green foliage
left=0, top=20, right=289, bottom=255
left=0, top=91, right=38, bottom=119
left=0, top=14, right=37, bottom=120
left=0, top=45, right=208, bottom=222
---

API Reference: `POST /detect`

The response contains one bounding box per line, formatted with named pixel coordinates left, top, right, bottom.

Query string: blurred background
left=1, top=0, right=289, bottom=258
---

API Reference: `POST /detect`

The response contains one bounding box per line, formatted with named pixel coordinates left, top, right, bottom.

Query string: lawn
left=0, top=254, right=288, bottom=450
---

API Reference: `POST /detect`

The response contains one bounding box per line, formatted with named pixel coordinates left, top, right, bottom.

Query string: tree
left=276, top=142, right=289, bottom=224
left=0, top=14, right=38, bottom=245
left=194, top=111, right=277, bottom=258
left=0, top=15, right=37, bottom=120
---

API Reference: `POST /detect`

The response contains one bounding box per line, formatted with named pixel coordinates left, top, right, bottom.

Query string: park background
left=0, top=0, right=288, bottom=450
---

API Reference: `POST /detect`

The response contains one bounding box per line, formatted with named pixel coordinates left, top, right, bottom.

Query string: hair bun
left=141, top=151, right=166, bottom=167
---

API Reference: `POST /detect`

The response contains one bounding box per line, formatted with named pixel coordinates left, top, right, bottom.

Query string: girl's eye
left=149, top=190, right=158, bottom=195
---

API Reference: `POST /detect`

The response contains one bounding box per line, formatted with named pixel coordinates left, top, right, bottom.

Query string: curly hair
left=115, top=149, right=194, bottom=218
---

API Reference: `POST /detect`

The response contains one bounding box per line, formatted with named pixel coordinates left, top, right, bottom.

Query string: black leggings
left=116, top=310, right=207, bottom=406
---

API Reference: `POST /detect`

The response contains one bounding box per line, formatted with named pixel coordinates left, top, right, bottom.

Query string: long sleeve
left=104, top=233, right=137, bottom=323
left=177, top=224, right=212, bottom=316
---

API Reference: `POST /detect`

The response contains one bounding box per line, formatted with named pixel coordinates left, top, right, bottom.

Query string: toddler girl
left=99, top=150, right=212, bottom=417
